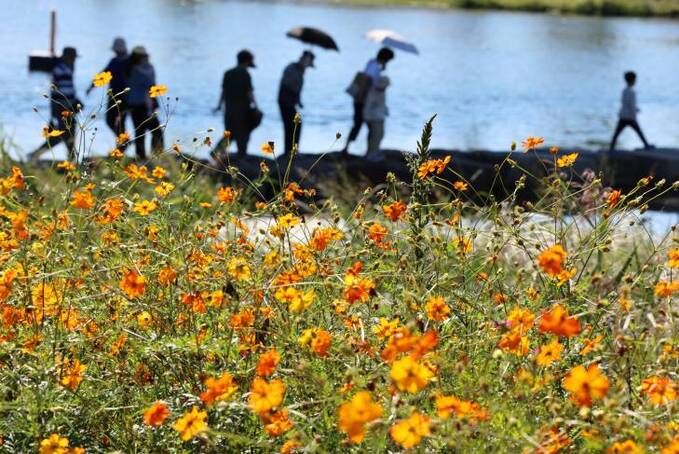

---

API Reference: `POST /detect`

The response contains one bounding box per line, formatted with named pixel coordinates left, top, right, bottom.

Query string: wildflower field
left=0, top=109, right=678, bottom=453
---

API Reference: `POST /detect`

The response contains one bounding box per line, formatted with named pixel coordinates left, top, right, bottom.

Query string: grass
left=0, top=97, right=677, bottom=453
left=326, top=0, right=679, bottom=17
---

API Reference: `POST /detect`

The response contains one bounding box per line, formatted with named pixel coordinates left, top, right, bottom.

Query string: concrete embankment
left=208, top=148, right=679, bottom=211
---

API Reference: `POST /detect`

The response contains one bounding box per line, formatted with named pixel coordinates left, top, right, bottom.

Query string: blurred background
left=3, top=0, right=679, bottom=159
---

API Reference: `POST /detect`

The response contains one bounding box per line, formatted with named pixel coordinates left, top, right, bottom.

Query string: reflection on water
left=2, top=0, right=679, bottom=159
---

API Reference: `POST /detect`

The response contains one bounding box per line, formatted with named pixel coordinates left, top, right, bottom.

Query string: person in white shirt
left=610, top=71, right=652, bottom=151
left=342, top=48, right=394, bottom=154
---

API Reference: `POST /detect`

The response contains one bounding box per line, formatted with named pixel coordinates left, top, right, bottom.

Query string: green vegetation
left=329, top=0, right=679, bottom=17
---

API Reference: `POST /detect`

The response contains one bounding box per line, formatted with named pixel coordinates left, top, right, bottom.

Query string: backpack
left=346, top=72, right=372, bottom=103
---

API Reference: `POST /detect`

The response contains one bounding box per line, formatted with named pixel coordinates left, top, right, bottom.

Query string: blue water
left=3, top=0, right=679, bottom=160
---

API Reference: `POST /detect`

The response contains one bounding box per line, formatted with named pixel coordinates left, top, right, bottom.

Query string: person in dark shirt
left=29, top=46, right=81, bottom=161
left=278, top=51, right=315, bottom=155
left=86, top=37, right=130, bottom=146
left=213, top=50, right=256, bottom=157
left=127, top=46, right=164, bottom=161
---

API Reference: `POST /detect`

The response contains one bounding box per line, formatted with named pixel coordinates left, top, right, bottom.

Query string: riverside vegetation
left=0, top=80, right=677, bottom=453
left=330, top=0, right=679, bottom=18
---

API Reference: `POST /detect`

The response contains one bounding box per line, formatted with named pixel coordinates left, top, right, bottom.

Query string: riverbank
left=319, top=0, right=679, bottom=17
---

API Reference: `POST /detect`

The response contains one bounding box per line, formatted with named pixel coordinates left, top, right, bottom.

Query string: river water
left=2, top=0, right=679, bottom=159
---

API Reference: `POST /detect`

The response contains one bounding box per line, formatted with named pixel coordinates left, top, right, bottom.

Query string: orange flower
left=343, top=274, right=375, bottom=304
left=143, top=401, right=170, bottom=427
left=498, top=332, right=530, bottom=356
left=607, top=440, right=643, bottom=453
left=424, top=296, right=451, bottom=321
left=417, top=156, right=451, bottom=179
left=249, top=378, right=286, bottom=414
left=310, top=329, right=332, bottom=357
left=655, top=280, right=679, bottom=297
left=70, top=190, right=96, bottom=209
left=453, top=180, right=468, bottom=191
left=120, top=269, right=146, bottom=298
left=539, top=304, right=581, bottom=337
left=261, top=408, right=293, bottom=437
left=158, top=266, right=177, bottom=285
left=308, top=227, right=343, bottom=251
left=563, top=364, right=609, bottom=407
left=338, top=391, right=383, bottom=444
left=218, top=186, right=238, bottom=204
left=537, top=244, right=567, bottom=277
left=367, top=223, right=389, bottom=246
left=200, top=371, right=238, bottom=405
left=261, top=142, right=274, bottom=154
left=435, top=394, right=489, bottom=421
left=390, top=411, right=431, bottom=449
left=641, top=376, right=677, bottom=406
left=522, top=136, right=545, bottom=151
left=256, top=349, right=281, bottom=377
left=607, top=189, right=622, bottom=208
left=382, top=201, right=407, bottom=222
left=60, top=357, right=86, bottom=391
left=579, top=335, right=603, bottom=355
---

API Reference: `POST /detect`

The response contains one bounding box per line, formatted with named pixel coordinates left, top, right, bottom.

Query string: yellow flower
left=227, top=257, right=251, bottom=281
left=152, top=166, right=167, bottom=179
left=137, top=311, right=152, bottom=329
left=261, top=142, right=274, bottom=154
left=92, top=70, right=113, bottom=87
left=390, top=411, right=431, bottom=449
left=39, top=434, right=70, bottom=454
left=42, top=128, right=65, bottom=138
left=277, top=213, right=300, bottom=229
left=535, top=339, right=563, bottom=366
left=172, top=406, right=207, bottom=441
left=668, top=249, right=679, bottom=268
left=556, top=152, right=578, bottom=168
left=390, top=355, right=433, bottom=393
left=133, top=200, right=157, bottom=216
left=154, top=182, right=175, bottom=198
left=453, top=181, right=468, bottom=191
left=56, top=161, right=76, bottom=172
left=338, top=391, right=383, bottom=444
left=149, top=84, right=168, bottom=98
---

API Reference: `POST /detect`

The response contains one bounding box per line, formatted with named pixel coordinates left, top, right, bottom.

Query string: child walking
left=609, top=71, right=653, bottom=151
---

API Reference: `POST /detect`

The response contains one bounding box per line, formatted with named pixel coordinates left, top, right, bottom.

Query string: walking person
left=85, top=37, right=130, bottom=146
left=363, top=74, right=390, bottom=156
left=127, top=46, right=164, bottom=160
left=610, top=71, right=653, bottom=151
left=29, top=46, right=82, bottom=162
left=278, top=51, right=315, bottom=155
left=342, top=48, right=394, bottom=155
left=213, top=50, right=258, bottom=158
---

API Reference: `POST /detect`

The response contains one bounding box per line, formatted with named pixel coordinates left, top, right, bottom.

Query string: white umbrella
left=366, top=29, right=419, bottom=55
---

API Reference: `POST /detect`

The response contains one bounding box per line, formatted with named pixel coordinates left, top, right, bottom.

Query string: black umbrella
left=286, top=27, right=339, bottom=51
